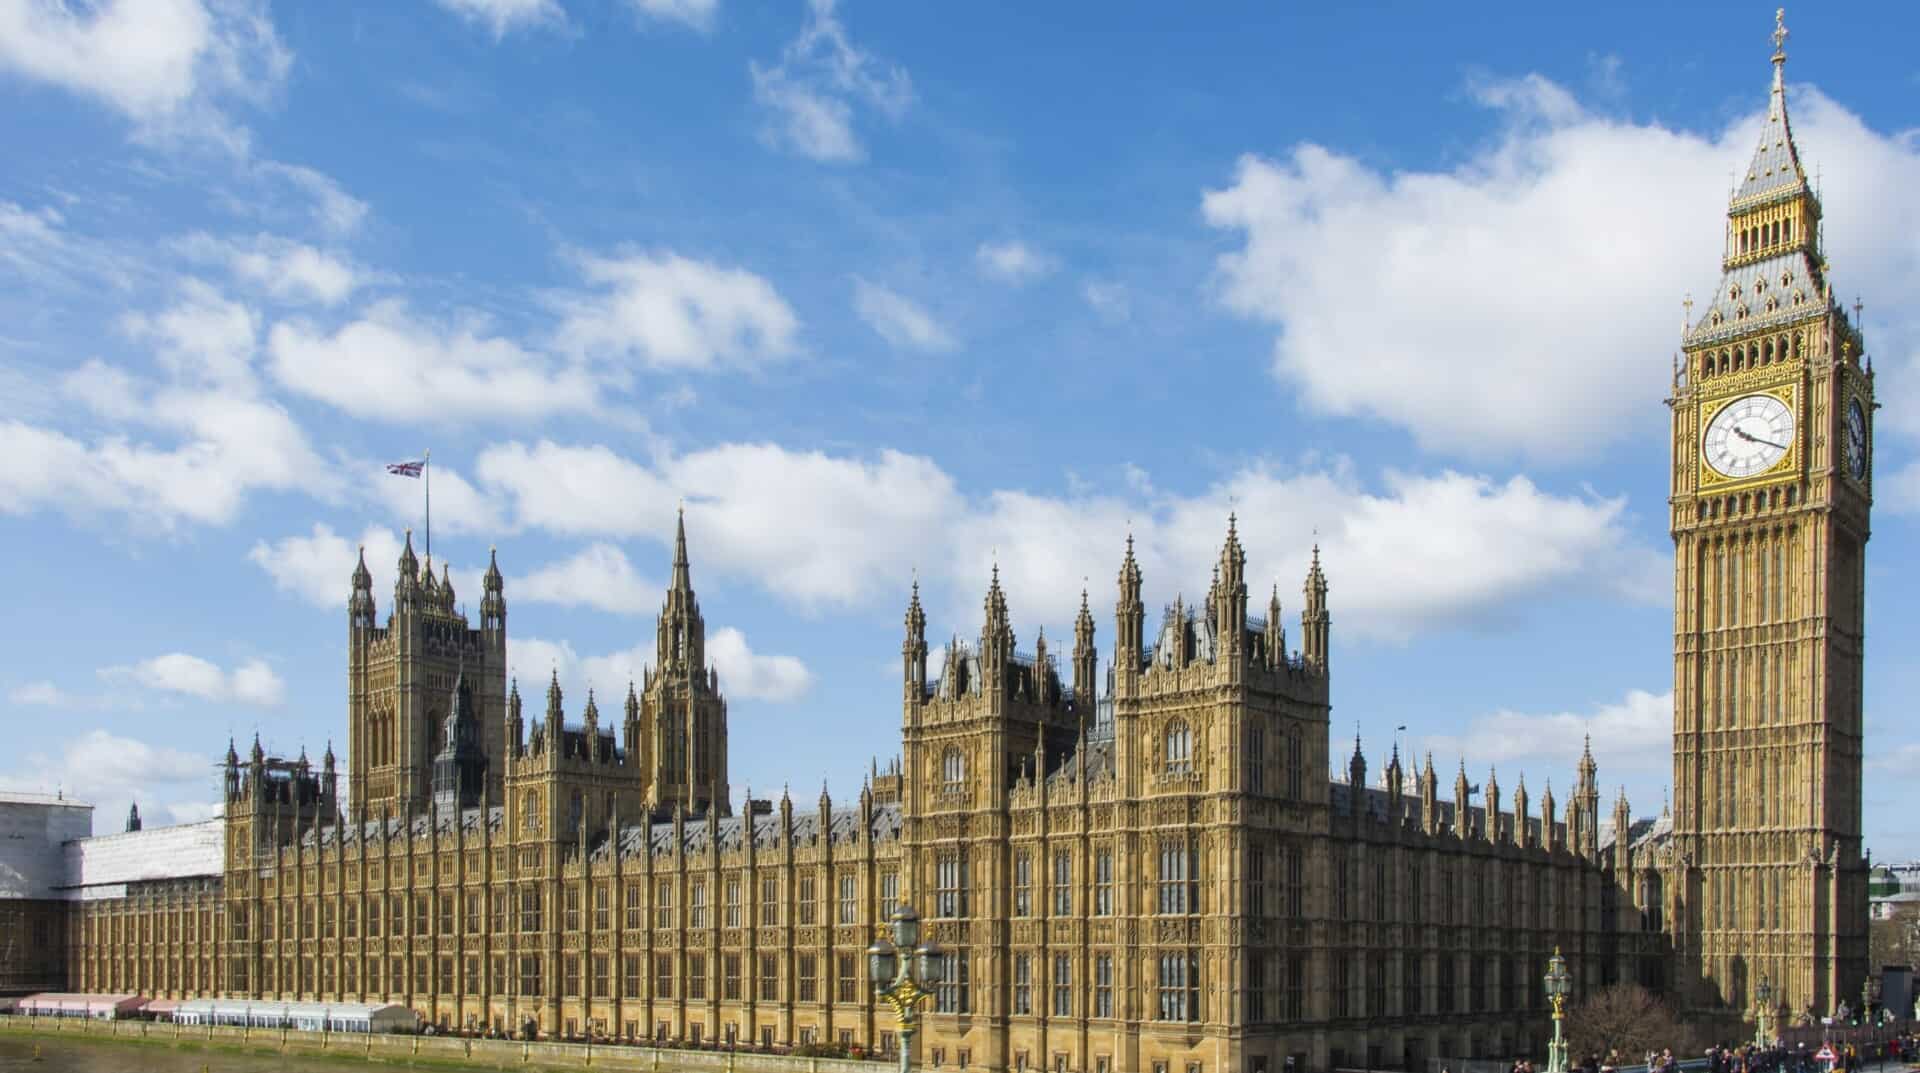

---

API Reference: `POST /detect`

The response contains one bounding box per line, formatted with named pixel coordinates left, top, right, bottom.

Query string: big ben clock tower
left=1668, top=10, right=1873, bottom=1022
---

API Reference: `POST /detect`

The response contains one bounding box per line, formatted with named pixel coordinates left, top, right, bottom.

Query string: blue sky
left=2, top=0, right=1918, bottom=858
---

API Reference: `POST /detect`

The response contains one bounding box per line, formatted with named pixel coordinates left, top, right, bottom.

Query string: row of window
left=228, top=870, right=902, bottom=940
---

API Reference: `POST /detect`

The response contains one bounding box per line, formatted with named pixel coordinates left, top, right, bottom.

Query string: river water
left=0, top=1036, right=381, bottom=1073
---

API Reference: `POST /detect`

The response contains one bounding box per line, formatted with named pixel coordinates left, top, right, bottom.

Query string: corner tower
left=1667, top=10, right=1872, bottom=1020
left=347, top=533, right=508, bottom=816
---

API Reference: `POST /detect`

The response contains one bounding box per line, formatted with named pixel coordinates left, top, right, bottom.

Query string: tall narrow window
left=1013, top=955, right=1032, bottom=1015
left=688, top=880, right=705, bottom=929
left=1249, top=846, right=1266, bottom=917
left=1249, top=725, right=1265, bottom=794
left=1157, top=838, right=1198, bottom=915
left=1094, top=850, right=1113, bottom=916
left=1052, top=852, right=1072, bottom=916
left=1157, top=953, right=1198, bottom=1022
left=935, top=949, right=969, bottom=1013
left=1053, top=953, right=1072, bottom=1016
left=936, top=854, right=968, bottom=918
left=760, top=876, right=779, bottom=925
left=798, top=955, right=818, bottom=1002
left=798, top=876, right=816, bottom=925
left=725, top=879, right=741, bottom=928
left=1286, top=844, right=1304, bottom=918
left=1014, top=854, right=1032, bottom=917
left=1164, top=722, right=1192, bottom=773
left=1094, top=955, right=1113, bottom=1018
left=942, top=748, right=965, bottom=792
left=838, top=874, right=857, bottom=925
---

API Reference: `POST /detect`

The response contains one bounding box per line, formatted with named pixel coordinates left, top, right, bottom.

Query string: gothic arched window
left=1164, top=721, right=1192, bottom=774
left=941, top=748, right=965, bottom=793
left=523, top=791, right=539, bottom=831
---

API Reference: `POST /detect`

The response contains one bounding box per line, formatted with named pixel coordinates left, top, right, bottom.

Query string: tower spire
left=671, top=503, right=692, bottom=594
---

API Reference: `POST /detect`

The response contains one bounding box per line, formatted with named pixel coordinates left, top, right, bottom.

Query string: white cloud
left=268, top=300, right=603, bottom=422
left=0, top=357, right=333, bottom=531
left=434, top=0, right=565, bottom=37
left=1082, top=280, right=1129, bottom=320
left=9, top=681, right=69, bottom=706
left=166, top=800, right=225, bottom=824
left=1415, top=688, right=1674, bottom=821
left=0, top=0, right=289, bottom=144
left=121, top=279, right=258, bottom=386
left=553, top=250, right=798, bottom=372
left=1422, top=689, right=1672, bottom=773
left=1202, top=77, right=1920, bottom=461
left=480, top=439, right=961, bottom=609
left=476, top=438, right=1657, bottom=639
left=976, top=240, right=1055, bottom=284
left=951, top=463, right=1663, bottom=644
left=509, top=627, right=808, bottom=711
left=0, top=729, right=217, bottom=837
left=707, top=627, right=812, bottom=702
left=102, top=652, right=285, bottom=707
left=749, top=0, right=910, bottom=164
left=478, top=441, right=678, bottom=539
left=249, top=523, right=402, bottom=609
left=852, top=277, right=955, bottom=351
left=517, top=543, right=662, bottom=615
left=177, top=232, right=359, bottom=306
left=626, top=0, right=717, bottom=32
left=366, top=460, right=508, bottom=536
left=510, top=637, right=652, bottom=708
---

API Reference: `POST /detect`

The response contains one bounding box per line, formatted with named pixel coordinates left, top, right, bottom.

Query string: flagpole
left=424, top=448, right=431, bottom=563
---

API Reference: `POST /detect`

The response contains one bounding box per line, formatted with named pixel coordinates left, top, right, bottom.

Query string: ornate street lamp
left=1755, top=976, right=1774, bottom=1048
left=1860, top=975, right=1879, bottom=1026
left=1544, top=948, right=1572, bottom=1073
left=869, top=904, right=947, bottom=1073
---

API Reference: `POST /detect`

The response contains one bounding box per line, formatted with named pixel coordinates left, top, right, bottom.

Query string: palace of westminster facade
left=22, top=18, right=1876, bottom=1073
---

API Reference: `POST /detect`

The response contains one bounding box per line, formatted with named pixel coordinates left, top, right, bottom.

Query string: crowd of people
left=1540, top=1034, right=1920, bottom=1073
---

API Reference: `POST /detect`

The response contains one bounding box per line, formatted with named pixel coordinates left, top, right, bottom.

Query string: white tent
left=172, top=999, right=417, bottom=1034
left=18, top=993, right=146, bottom=1020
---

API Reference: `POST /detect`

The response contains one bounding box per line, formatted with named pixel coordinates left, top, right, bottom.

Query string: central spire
left=671, top=503, right=692, bottom=594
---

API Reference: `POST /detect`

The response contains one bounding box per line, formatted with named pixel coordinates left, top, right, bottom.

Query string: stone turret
left=1301, top=545, right=1330, bottom=672
left=903, top=578, right=928, bottom=706
left=1116, top=535, right=1144, bottom=693
left=1072, top=588, right=1097, bottom=718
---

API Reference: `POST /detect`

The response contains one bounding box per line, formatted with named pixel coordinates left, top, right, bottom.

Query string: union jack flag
left=386, top=460, right=425, bottom=478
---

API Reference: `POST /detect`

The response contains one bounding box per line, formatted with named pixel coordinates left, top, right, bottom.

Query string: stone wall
left=0, top=1015, right=887, bottom=1072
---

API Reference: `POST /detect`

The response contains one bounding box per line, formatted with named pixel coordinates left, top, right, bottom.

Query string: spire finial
left=1772, top=7, right=1788, bottom=61
left=670, top=502, right=692, bottom=592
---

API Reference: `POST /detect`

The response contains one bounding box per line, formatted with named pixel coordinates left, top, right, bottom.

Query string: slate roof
left=1328, top=781, right=1567, bottom=847
left=1685, top=250, right=1824, bottom=348
left=1732, top=63, right=1807, bottom=208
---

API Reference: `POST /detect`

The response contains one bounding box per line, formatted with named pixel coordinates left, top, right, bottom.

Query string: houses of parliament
left=2, top=16, right=1874, bottom=1073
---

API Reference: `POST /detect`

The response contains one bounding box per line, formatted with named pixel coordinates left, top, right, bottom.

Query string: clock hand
left=1732, top=427, right=1790, bottom=451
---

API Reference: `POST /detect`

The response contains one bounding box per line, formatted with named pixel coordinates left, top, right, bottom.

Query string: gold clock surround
left=1697, top=382, right=1800, bottom=490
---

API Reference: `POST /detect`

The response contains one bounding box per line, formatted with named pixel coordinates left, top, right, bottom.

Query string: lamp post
left=1755, top=977, right=1773, bottom=1048
left=1544, top=948, right=1572, bottom=1073
left=869, top=904, right=947, bottom=1073
left=1860, top=975, right=1879, bottom=1026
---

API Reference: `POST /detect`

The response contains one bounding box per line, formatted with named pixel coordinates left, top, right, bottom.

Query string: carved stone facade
left=49, top=18, right=1872, bottom=1073
left=1666, top=11, right=1873, bottom=1024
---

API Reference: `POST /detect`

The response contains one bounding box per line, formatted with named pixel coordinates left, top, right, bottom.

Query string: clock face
left=1703, top=393, right=1795, bottom=480
left=1846, top=399, right=1868, bottom=480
